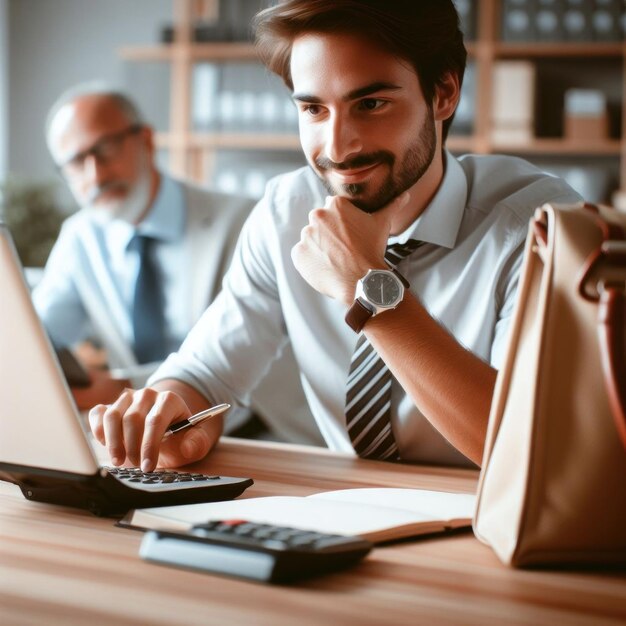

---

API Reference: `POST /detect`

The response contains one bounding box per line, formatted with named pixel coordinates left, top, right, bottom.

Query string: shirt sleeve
left=490, top=249, right=524, bottom=370
left=147, top=192, right=290, bottom=407
left=32, top=222, right=91, bottom=348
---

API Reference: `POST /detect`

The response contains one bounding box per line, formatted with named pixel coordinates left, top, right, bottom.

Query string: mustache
left=315, top=151, right=394, bottom=171
left=87, top=180, right=130, bottom=203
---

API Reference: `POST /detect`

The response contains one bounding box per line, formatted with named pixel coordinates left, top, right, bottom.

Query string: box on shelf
left=491, top=61, right=536, bottom=145
left=563, top=88, right=609, bottom=141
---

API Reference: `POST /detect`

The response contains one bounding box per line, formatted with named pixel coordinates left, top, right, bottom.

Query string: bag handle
left=598, top=284, right=626, bottom=448
left=577, top=203, right=626, bottom=450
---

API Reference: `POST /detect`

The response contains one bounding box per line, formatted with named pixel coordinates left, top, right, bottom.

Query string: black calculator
left=140, top=519, right=373, bottom=583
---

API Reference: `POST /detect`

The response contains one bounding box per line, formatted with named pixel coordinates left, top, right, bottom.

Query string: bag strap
left=577, top=203, right=626, bottom=450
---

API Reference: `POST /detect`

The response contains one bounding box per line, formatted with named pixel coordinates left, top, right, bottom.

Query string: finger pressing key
left=140, top=391, right=189, bottom=472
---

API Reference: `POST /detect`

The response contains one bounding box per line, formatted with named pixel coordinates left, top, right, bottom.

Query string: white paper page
left=310, top=489, right=476, bottom=520
left=135, top=495, right=426, bottom=537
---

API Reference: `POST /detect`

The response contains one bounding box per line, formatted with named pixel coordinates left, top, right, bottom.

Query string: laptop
left=0, top=224, right=252, bottom=516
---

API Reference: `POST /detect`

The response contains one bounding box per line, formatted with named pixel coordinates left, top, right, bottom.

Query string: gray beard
left=82, top=166, right=152, bottom=226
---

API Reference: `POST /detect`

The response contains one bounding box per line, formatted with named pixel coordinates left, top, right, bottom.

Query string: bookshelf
left=118, top=0, right=625, bottom=204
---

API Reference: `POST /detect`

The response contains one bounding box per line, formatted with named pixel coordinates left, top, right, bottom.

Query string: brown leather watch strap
left=391, top=267, right=410, bottom=288
left=345, top=299, right=374, bottom=333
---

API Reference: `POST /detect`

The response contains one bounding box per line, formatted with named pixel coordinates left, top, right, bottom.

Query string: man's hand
left=88, top=381, right=220, bottom=472
left=71, top=369, right=130, bottom=411
left=291, top=193, right=409, bottom=304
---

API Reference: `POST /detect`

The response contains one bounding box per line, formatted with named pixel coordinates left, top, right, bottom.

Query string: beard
left=80, top=160, right=152, bottom=226
left=312, top=107, right=437, bottom=213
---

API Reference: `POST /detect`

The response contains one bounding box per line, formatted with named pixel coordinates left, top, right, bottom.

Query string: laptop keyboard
left=104, top=467, right=220, bottom=484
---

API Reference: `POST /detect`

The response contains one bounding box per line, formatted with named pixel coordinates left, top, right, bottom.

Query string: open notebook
left=120, top=487, right=476, bottom=543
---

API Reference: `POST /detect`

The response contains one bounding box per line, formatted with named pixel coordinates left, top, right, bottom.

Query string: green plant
left=0, top=178, right=71, bottom=267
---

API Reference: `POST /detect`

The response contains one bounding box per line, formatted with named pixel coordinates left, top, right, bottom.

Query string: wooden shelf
left=190, top=42, right=257, bottom=61
left=491, top=138, right=623, bottom=156
left=493, top=41, right=626, bottom=58
left=155, top=133, right=620, bottom=157
left=120, top=42, right=258, bottom=62
left=119, top=45, right=175, bottom=62
left=494, top=42, right=625, bottom=58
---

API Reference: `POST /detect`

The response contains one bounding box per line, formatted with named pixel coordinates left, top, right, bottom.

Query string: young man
left=37, top=83, right=317, bottom=444
left=89, top=0, right=581, bottom=471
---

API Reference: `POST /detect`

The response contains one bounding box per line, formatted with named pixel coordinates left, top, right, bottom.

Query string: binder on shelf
left=213, top=63, right=296, bottom=134
left=591, top=0, right=623, bottom=42
left=502, top=0, right=535, bottom=42
left=192, top=64, right=221, bottom=132
left=491, top=61, right=536, bottom=145
left=534, top=0, right=564, bottom=42
left=562, top=0, right=594, bottom=41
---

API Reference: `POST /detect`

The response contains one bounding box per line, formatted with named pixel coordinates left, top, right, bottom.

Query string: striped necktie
left=131, top=234, right=167, bottom=364
left=345, top=239, right=423, bottom=460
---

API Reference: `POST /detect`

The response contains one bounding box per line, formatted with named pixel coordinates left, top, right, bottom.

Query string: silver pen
left=162, top=403, right=230, bottom=439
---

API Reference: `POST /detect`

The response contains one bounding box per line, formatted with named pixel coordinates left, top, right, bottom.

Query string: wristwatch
left=345, top=268, right=410, bottom=333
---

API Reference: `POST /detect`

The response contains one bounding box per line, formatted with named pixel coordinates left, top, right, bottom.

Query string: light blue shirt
left=34, top=174, right=189, bottom=367
left=150, top=153, right=582, bottom=467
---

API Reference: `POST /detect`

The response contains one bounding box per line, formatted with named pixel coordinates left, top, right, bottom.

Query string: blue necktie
left=132, top=234, right=167, bottom=364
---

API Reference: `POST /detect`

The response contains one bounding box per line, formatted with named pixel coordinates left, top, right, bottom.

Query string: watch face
left=363, top=271, right=402, bottom=306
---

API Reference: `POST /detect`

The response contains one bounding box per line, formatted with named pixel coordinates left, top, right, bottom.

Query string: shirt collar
left=135, top=173, right=185, bottom=242
left=100, top=173, right=186, bottom=251
left=389, top=150, right=468, bottom=249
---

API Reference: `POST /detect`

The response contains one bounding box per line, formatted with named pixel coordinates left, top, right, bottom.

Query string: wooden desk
left=1, top=439, right=625, bottom=626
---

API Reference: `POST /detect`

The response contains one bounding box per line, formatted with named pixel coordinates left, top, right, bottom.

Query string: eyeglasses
left=56, top=124, right=143, bottom=178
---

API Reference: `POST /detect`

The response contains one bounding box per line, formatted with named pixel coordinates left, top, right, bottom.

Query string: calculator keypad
left=105, top=467, right=220, bottom=485
left=192, top=519, right=365, bottom=553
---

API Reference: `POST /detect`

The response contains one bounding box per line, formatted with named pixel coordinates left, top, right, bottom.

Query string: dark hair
left=254, top=0, right=467, bottom=141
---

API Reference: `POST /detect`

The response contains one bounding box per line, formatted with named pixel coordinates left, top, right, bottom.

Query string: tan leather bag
left=473, top=202, right=626, bottom=567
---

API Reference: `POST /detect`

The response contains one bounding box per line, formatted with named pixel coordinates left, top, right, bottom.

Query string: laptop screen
left=0, top=225, right=98, bottom=475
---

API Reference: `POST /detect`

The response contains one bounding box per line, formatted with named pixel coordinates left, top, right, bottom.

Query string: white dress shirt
left=150, top=152, right=582, bottom=467
left=33, top=174, right=189, bottom=360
